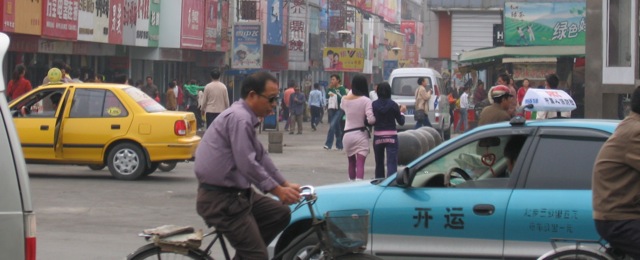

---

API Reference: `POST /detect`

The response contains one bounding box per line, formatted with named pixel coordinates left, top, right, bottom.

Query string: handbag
left=414, top=109, right=426, bottom=121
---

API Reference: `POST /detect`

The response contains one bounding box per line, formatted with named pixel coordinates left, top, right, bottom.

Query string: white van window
left=391, top=77, right=432, bottom=96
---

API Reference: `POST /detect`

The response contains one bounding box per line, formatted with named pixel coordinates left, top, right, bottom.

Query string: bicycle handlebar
left=299, top=185, right=315, bottom=200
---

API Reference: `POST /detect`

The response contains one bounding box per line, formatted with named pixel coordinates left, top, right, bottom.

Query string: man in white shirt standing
left=536, top=73, right=571, bottom=119
left=201, top=69, right=230, bottom=129
left=455, top=86, right=470, bottom=133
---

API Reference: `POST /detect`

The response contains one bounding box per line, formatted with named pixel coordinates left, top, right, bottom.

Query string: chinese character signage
left=181, top=0, right=204, bottom=49
left=43, top=0, right=80, bottom=40
left=220, top=0, right=229, bottom=51
left=136, top=0, right=151, bottom=46
left=3, top=0, right=42, bottom=35
left=232, top=23, right=262, bottom=69
left=148, top=0, right=160, bottom=47
left=77, top=0, right=109, bottom=43
left=288, top=0, right=307, bottom=61
left=122, top=0, right=137, bottom=45
left=504, top=2, right=586, bottom=46
left=203, top=0, right=218, bottom=51
left=323, top=47, right=364, bottom=72
left=377, top=0, right=400, bottom=24
left=266, top=0, right=283, bottom=45
left=108, top=0, right=123, bottom=44
left=522, top=88, right=576, bottom=112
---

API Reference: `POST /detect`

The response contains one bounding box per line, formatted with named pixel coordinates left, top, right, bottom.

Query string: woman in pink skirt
left=341, top=75, right=376, bottom=181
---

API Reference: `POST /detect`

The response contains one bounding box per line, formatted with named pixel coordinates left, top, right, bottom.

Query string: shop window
left=602, top=0, right=637, bottom=84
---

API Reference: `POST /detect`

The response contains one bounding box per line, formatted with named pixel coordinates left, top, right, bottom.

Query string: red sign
left=220, top=1, right=229, bottom=51
left=2, top=0, right=15, bottom=32
left=203, top=0, right=218, bottom=51
left=42, top=0, right=79, bottom=40
left=109, top=0, right=124, bottom=44
left=263, top=45, right=289, bottom=71
left=355, top=0, right=373, bottom=13
left=400, top=21, right=416, bottom=46
left=181, top=0, right=205, bottom=49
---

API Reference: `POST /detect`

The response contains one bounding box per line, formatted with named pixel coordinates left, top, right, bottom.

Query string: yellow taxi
left=8, top=81, right=200, bottom=180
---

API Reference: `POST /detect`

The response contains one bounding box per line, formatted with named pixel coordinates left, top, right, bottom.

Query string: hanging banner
left=122, top=0, right=137, bottom=45
left=42, top=0, right=80, bottom=40
left=148, top=0, right=160, bottom=47
left=232, top=23, right=262, bottom=69
left=377, top=0, right=400, bottom=24
left=327, top=0, right=344, bottom=47
left=504, top=2, right=586, bottom=46
left=356, top=0, right=374, bottom=13
left=109, top=0, right=124, bottom=44
left=323, top=47, right=364, bottom=72
left=136, top=0, right=150, bottom=46
left=2, top=0, right=15, bottom=32
left=181, top=0, right=205, bottom=49
left=203, top=0, right=218, bottom=51
left=77, top=0, right=109, bottom=43
left=3, top=0, right=41, bottom=35
left=288, top=0, right=307, bottom=61
left=220, top=0, right=229, bottom=51
left=267, top=0, right=283, bottom=45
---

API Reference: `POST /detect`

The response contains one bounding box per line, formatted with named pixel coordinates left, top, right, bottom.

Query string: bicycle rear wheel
left=127, top=243, right=212, bottom=260
left=538, top=249, right=612, bottom=260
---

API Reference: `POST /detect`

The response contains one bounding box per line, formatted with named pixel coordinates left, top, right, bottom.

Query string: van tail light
left=25, top=212, right=36, bottom=260
left=174, top=120, right=187, bottom=136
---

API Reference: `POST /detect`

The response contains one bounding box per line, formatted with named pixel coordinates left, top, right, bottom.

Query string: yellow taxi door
left=10, top=87, right=68, bottom=161
left=61, top=88, right=133, bottom=162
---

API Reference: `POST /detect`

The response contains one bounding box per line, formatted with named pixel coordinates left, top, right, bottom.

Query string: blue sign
left=233, top=24, right=262, bottom=69
left=383, top=60, right=398, bottom=81
left=267, top=0, right=284, bottom=45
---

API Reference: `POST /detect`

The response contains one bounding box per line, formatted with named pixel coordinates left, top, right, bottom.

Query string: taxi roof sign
left=0, top=33, right=8, bottom=92
left=522, top=88, right=576, bottom=112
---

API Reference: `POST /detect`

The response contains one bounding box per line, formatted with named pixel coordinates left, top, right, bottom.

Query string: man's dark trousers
left=197, top=187, right=290, bottom=259
left=205, top=113, right=220, bottom=129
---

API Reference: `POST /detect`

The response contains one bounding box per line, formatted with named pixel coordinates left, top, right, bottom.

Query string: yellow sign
left=384, top=30, right=405, bottom=60
left=106, top=107, right=122, bottom=117
left=322, top=48, right=365, bottom=72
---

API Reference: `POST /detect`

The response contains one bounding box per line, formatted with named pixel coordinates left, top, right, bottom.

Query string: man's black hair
left=313, top=83, right=320, bottom=89
left=330, top=74, right=341, bottom=82
left=114, top=74, right=128, bottom=84
left=241, top=71, right=278, bottom=99
left=631, top=86, right=640, bottom=114
left=210, top=69, right=221, bottom=80
left=417, top=77, right=425, bottom=85
left=546, top=74, right=559, bottom=89
left=288, top=80, right=297, bottom=88
left=146, top=75, right=153, bottom=81
left=498, top=73, right=510, bottom=84
left=377, top=82, right=392, bottom=99
left=52, top=59, right=66, bottom=70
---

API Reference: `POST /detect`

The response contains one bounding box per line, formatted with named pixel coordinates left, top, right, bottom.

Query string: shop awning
left=459, top=46, right=585, bottom=64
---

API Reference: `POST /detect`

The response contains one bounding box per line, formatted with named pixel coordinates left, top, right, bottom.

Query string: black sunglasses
left=258, top=94, right=279, bottom=103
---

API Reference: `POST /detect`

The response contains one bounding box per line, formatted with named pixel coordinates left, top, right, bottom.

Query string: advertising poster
left=203, top=0, right=218, bottom=51
left=77, top=0, right=109, bottom=43
left=356, top=0, right=374, bottom=13
left=122, top=0, right=137, bottom=46
left=263, top=45, right=289, bottom=71
left=136, top=0, right=150, bottom=46
left=323, top=47, right=365, bottom=72
left=377, top=0, right=400, bottom=24
left=288, top=0, right=307, bottom=61
left=6, top=0, right=42, bottom=35
left=148, top=0, right=160, bottom=47
left=232, top=23, right=262, bottom=69
left=181, top=0, right=205, bottom=49
left=266, top=0, right=283, bottom=45
left=2, top=0, right=15, bottom=32
left=108, top=0, right=124, bottom=44
left=42, top=0, right=80, bottom=40
left=400, top=21, right=416, bottom=45
left=383, top=60, right=398, bottom=80
left=383, top=30, right=404, bottom=60
left=327, top=0, right=345, bottom=47
left=504, top=2, right=586, bottom=46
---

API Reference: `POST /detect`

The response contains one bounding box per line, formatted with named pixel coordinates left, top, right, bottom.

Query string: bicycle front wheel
left=127, top=243, right=213, bottom=260
left=335, top=253, right=384, bottom=260
left=538, top=249, right=612, bottom=260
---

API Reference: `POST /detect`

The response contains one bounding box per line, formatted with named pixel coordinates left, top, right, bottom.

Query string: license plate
left=407, top=108, right=414, bottom=115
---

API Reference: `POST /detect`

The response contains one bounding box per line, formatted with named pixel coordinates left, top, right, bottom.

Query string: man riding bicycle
left=592, top=86, right=640, bottom=259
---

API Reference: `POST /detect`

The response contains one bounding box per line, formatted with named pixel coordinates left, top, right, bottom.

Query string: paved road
left=30, top=120, right=379, bottom=259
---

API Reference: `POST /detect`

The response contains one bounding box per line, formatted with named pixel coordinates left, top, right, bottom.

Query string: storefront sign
left=323, top=47, right=364, bottom=72
left=148, top=0, right=160, bottom=47
left=8, top=35, right=39, bottom=53
left=122, top=0, right=137, bottom=45
left=504, top=2, right=586, bottom=46
left=263, top=45, right=289, bottom=71
left=232, top=23, right=262, bottom=69
left=136, top=0, right=150, bottom=46
left=109, top=0, right=124, bottom=44
left=266, top=0, right=283, bottom=45
left=493, top=24, right=504, bottom=46
left=3, top=0, right=42, bottom=35
left=39, top=39, right=73, bottom=54
left=181, top=0, right=205, bottom=49
left=203, top=0, right=218, bottom=51
left=42, top=0, right=80, bottom=40
left=512, top=63, right=556, bottom=80
left=77, top=0, right=109, bottom=43
left=219, top=0, right=229, bottom=51
left=288, top=0, right=307, bottom=61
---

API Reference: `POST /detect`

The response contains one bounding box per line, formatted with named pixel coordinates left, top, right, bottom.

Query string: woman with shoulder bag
left=414, top=77, right=432, bottom=128
left=341, top=75, right=376, bottom=181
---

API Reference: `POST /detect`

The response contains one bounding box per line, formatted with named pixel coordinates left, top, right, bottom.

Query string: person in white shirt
left=369, top=83, right=378, bottom=101
left=455, top=86, right=470, bottom=133
left=536, top=74, right=571, bottom=119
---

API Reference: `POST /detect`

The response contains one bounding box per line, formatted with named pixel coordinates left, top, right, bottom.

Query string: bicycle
left=126, top=185, right=383, bottom=260
left=537, top=238, right=632, bottom=260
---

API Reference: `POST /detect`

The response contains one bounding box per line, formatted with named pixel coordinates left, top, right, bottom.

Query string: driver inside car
left=502, top=135, right=527, bottom=177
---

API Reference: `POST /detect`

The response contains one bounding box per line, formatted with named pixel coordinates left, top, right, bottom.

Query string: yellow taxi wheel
left=107, top=143, right=146, bottom=180
left=88, top=164, right=106, bottom=171
left=142, top=163, right=159, bottom=176
left=158, top=162, right=177, bottom=172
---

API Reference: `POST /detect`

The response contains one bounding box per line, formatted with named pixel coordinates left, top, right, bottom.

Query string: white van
left=389, top=67, right=451, bottom=139
left=0, top=33, right=37, bottom=259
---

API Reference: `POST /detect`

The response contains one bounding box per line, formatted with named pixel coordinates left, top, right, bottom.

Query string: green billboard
left=504, top=2, right=586, bottom=46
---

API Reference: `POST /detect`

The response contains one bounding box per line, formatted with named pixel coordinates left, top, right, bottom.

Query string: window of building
left=602, top=0, right=637, bottom=84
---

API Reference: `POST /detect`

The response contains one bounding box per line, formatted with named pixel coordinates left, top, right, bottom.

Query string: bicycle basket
left=323, top=209, right=370, bottom=256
